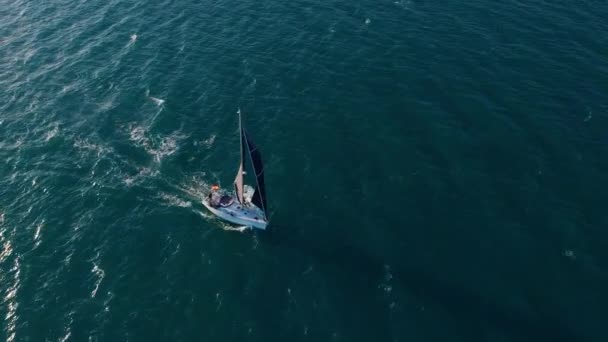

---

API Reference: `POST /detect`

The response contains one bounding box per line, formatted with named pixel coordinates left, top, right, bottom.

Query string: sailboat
left=202, top=110, right=269, bottom=230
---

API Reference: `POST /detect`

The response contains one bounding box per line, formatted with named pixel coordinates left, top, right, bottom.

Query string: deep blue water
left=1, top=0, right=607, bottom=341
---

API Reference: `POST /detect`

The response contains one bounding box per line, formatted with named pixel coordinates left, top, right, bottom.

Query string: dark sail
left=244, top=130, right=267, bottom=216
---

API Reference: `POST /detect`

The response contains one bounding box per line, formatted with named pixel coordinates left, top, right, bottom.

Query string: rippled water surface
left=1, top=0, right=607, bottom=341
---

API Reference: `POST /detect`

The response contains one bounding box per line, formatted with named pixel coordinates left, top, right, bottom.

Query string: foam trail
left=221, top=224, right=250, bottom=232
left=194, top=210, right=213, bottom=220
left=159, top=192, right=192, bottom=208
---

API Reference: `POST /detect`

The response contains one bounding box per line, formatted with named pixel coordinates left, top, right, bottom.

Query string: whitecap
left=103, top=291, right=114, bottom=313
left=123, top=167, right=159, bottom=187
left=153, top=135, right=178, bottom=162
left=562, top=249, right=576, bottom=259
left=44, top=125, right=59, bottom=142
left=58, top=329, right=71, bottom=342
left=58, top=315, right=73, bottom=342
left=130, top=34, right=137, bottom=44
left=33, top=219, right=44, bottom=246
left=0, top=231, right=13, bottom=263
left=4, top=255, right=21, bottom=342
left=127, top=125, right=186, bottom=162
left=149, top=96, right=165, bottom=106
left=215, top=292, right=223, bottom=311
left=201, top=134, right=216, bottom=148
left=394, top=0, right=413, bottom=9
left=378, top=264, right=393, bottom=294
left=365, top=18, right=371, bottom=25
left=91, top=264, right=105, bottom=298
left=73, top=138, right=111, bottom=158
left=128, top=125, right=150, bottom=148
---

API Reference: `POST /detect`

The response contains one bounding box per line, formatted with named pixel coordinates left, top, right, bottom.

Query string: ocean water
left=1, top=0, right=607, bottom=341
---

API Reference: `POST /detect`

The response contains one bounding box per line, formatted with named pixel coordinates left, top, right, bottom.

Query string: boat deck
left=203, top=197, right=268, bottom=229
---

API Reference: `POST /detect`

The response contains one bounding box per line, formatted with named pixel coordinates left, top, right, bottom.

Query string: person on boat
left=208, top=184, right=221, bottom=207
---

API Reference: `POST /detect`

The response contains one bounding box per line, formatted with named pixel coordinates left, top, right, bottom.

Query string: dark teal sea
left=1, top=0, right=607, bottom=341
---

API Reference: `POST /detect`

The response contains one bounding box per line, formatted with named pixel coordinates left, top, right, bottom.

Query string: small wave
left=58, top=314, right=73, bottom=342
left=149, top=96, right=165, bottom=106
left=60, top=81, right=80, bottom=94
left=562, top=249, right=576, bottom=259
left=22, top=48, right=36, bottom=65
left=98, top=92, right=118, bottom=112
left=4, top=254, right=21, bottom=342
left=33, top=219, right=44, bottom=248
left=215, top=292, right=222, bottom=311
left=127, top=125, right=186, bottom=163
left=204, top=134, right=216, bottom=148
left=73, top=138, right=111, bottom=158
left=91, top=264, right=105, bottom=298
left=301, top=265, right=313, bottom=275
left=584, top=110, right=592, bottom=122
left=128, top=125, right=150, bottom=148
left=58, top=331, right=71, bottom=342
left=365, top=18, right=371, bottom=25
left=379, top=264, right=393, bottom=294
left=104, top=291, right=114, bottom=313
left=153, top=135, right=179, bottom=162
left=44, top=124, right=59, bottom=142
left=123, top=167, right=159, bottom=187
left=394, top=0, right=413, bottom=9
left=195, top=134, right=216, bottom=149
left=0, top=230, right=13, bottom=264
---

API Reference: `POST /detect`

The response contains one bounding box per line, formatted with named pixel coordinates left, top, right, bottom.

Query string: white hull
left=202, top=198, right=268, bottom=230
